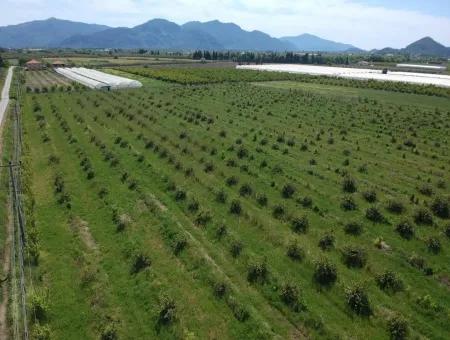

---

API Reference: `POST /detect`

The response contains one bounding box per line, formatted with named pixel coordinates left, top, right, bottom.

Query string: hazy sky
left=2, top=0, right=450, bottom=49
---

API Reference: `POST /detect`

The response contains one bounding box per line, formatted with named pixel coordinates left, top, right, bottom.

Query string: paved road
left=0, top=66, right=15, bottom=126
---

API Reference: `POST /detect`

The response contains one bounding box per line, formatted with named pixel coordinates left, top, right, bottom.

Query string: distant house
left=52, top=60, right=66, bottom=68
left=25, top=59, right=44, bottom=71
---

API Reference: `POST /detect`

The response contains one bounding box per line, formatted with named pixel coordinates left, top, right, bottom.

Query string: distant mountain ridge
left=0, top=17, right=449, bottom=56
left=280, top=33, right=359, bottom=52
left=0, top=17, right=109, bottom=48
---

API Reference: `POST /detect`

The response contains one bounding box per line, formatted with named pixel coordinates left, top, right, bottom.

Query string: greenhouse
left=55, top=67, right=142, bottom=90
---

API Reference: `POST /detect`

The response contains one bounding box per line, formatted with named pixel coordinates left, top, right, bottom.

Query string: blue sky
left=1, top=0, right=450, bottom=49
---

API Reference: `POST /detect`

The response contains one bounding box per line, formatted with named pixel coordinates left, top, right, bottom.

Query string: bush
left=230, top=199, right=242, bottom=215
left=408, top=253, right=426, bottom=270
left=341, top=195, right=357, bottom=211
left=213, top=281, right=227, bottom=298
left=362, top=190, right=377, bottom=203
left=195, top=210, right=212, bottom=226
left=413, top=207, right=433, bottom=225
left=291, top=216, right=309, bottom=234
left=101, top=323, right=118, bottom=340
left=342, top=246, right=367, bottom=268
left=174, top=189, right=187, bottom=201
left=313, top=259, right=337, bottom=286
left=345, top=284, right=371, bottom=316
left=299, top=196, right=313, bottom=208
left=366, top=206, right=384, bottom=223
left=116, top=213, right=131, bottom=232
left=281, top=184, right=296, bottom=199
left=386, top=200, right=405, bottom=214
left=247, top=260, right=268, bottom=283
left=426, top=237, right=441, bottom=254
left=280, top=283, right=304, bottom=312
left=418, top=184, right=434, bottom=196
left=158, top=294, right=176, bottom=325
left=256, top=193, right=268, bottom=206
left=430, top=196, right=449, bottom=218
left=227, top=296, right=249, bottom=322
left=32, top=323, right=51, bottom=340
left=29, top=292, right=49, bottom=322
left=187, top=199, right=199, bottom=213
left=272, top=205, right=285, bottom=219
left=395, top=221, right=415, bottom=240
left=318, top=232, right=335, bottom=251
left=375, top=271, right=404, bottom=293
left=342, top=176, right=357, bottom=193
left=226, top=176, right=239, bottom=186
left=215, top=189, right=227, bottom=203
left=230, top=240, right=243, bottom=258
left=344, top=222, right=363, bottom=236
left=131, top=252, right=151, bottom=274
left=286, top=241, right=304, bottom=261
left=387, top=314, right=409, bottom=340
left=445, top=224, right=450, bottom=239
left=239, top=183, right=253, bottom=197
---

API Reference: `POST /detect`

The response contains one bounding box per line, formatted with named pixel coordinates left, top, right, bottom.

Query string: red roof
left=26, top=59, right=42, bottom=64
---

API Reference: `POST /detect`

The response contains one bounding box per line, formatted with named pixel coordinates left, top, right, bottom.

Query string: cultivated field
left=16, top=67, right=450, bottom=339
left=43, top=56, right=197, bottom=67
left=25, top=70, right=73, bottom=92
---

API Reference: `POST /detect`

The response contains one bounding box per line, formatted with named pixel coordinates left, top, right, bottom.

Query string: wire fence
left=8, top=68, right=29, bottom=340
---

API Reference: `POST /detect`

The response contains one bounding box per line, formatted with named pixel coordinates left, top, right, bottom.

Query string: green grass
left=19, top=68, right=450, bottom=339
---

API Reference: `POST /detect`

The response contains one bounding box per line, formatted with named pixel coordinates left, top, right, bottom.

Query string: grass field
left=17, top=67, right=450, bottom=339
left=25, top=70, right=72, bottom=92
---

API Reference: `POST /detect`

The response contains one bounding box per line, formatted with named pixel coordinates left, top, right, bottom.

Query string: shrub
left=362, top=190, right=377, bottom=203
left=313, top=259, right=337, bottom=286
left=32, top=324, right=51, bottom=340
left=174, top=189, right=187, bottom=201
left=226, top=176, right=239, bottom=186
left=29, top=292, right=49, bottom=322
left=418, top=184, right=434, bottom=196
left=272, top=205, right=285, bottom=219
left=413, top=207, right=433, bottom=225
left=213, top=282, right=227, bottom=298
left=386, top=200, right=405, bottom=214
left=227, top=296, right=249, bottom=322
left=195, top=210, right=212, bottom=226
left=430, top=196, right=449, bottom=218
left=387, top=314, right=409, bottom=340
left=158, top=294, right=176, bottom=325
left=342, top=176, right=357, bottom=193
left=116, top=213, right=131, bottom=232
left=100, top=323, right=118, bottom=340
left=366, top=206, right=384, bottom=223
left=286, top=240, right=304, bottom=261
left=408, top=253, right=425, bottom=269
left=187, top=199, right=199, bottom=213
left=230, top=199, right=242, bottom=215
left=256, top=193, right=268, bottom=206
left=204, top=162, right=214, bottom=173
left=341, top=195, right=357, bottom=211
left=239, top=183, right=253, bottom=197
left=172, top=236, right=187, bottom=255
left=344, top=222, right=363, bottom=236
left=131, top=252, right=151, bottom=274
left=318, top=232, right=335, bottom=251
left=395, top=221, right=415, bottom=240
left=215, top=189, right=227, bottom=203
left=342, top=246, right=367, bottom=268
left=426, top=237, right=441, bottom=254
left=445, top=224, right=450, bottom=238
left=345, top=284, right=371, bottom=316
left=247, top=260, right=268, bottom=283
left=281, top=184, right=296, bottom=199
left=291, top=216, right=309, bottom=234
left=230, top=240, right=243, bottom=257
left=299, top=196, right=313, bottom=208
left=375, top=271, right=404, bottom=293
left=280, top=283, right=304, bottom=312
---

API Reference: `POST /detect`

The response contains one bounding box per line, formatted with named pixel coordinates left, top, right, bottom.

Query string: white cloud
left=1, top=0, right=450, bottom=49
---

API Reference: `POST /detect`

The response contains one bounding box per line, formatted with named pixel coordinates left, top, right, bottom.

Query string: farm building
left=52, top=60, right=66, bottom=68
left=26, top=59, right=44, bottom=71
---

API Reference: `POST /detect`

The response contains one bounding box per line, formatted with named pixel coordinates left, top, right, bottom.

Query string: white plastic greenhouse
left=55, top=67, right=142, bottom=90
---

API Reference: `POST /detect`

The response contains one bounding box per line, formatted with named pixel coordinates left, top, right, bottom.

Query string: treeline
left=191, top=50, right=415, bottom=65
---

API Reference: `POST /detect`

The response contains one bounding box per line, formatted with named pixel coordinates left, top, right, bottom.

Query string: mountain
left=182, top=20, right=294, bottom=51
left=280, top=33, right=360, bottom=52
left=372, top=37, right=450, bottom=57
left=0, top=18, right=109, bottom=48
left=403, top=37, right=450, bottom=57
left=61, top=19, right=222, bottom=50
